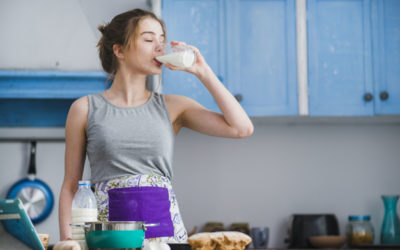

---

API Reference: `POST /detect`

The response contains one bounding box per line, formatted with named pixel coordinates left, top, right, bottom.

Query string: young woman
left=59, top=9, right=253, bottom=243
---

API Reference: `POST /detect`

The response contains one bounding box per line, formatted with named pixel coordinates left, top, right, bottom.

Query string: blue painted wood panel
left=308, top=0, right=374, bottom=116
left=162, top=0, right=298, bottom=116
left=372, top=0, right=400, bottom=115
left=0, top=70, right=108, bottom=127
left=0, top=71, right=108, bottom=99
left=0, top=99, right=73, bottom=127
left=228, top=0, right=298, bottom=116
left=161, top=0, right=225, bottom=112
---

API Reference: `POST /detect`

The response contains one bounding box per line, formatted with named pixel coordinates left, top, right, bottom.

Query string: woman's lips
left=154, top=58, right=162, bottom=66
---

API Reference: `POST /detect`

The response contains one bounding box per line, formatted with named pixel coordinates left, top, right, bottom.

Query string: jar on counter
left=346, top=215, right=374, bottom=246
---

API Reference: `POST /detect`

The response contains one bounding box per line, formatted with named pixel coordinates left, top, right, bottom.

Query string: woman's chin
left=148, top=68, right=163, bottom=75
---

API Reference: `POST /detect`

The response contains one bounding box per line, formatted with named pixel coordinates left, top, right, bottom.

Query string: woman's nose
left=155, top=41, right=165, bottom=52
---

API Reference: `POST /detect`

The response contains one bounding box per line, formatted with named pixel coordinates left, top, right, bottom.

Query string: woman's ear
left=113, top=44, right=124, bottom=59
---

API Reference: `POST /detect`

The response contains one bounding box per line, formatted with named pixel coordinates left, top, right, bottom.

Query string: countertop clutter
left=188, top=231, right=252, bottom=250
left=284, top=212, right=400, bottom=249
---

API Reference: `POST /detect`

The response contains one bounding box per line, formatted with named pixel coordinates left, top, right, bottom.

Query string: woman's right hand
left=164, top=41, right=211, bottom=79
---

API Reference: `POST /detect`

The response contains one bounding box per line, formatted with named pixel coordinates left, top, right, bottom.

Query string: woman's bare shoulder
left=70, top=96, right=89, bottom=115
left=66, top=96, right=89, bottom=127
left=65, top=96, right=89, bottom=156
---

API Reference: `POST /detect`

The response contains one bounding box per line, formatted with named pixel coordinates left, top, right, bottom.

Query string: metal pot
left=72, top=221, right=158, bottom=249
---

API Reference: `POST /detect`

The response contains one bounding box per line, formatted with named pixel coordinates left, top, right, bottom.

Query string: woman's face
left=124, top=17, right=165, bottom=75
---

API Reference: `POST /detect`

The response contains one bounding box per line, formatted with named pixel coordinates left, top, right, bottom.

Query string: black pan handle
left=28, top=141, right=37, bottom=176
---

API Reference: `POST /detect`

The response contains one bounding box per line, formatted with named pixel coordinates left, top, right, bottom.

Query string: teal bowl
left=81, top=221, right=157, bottom=249
left=86, top=229, right=145, bottom=248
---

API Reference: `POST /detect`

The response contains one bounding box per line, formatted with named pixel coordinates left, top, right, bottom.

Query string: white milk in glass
left=156, top=48, right=196, bottom=68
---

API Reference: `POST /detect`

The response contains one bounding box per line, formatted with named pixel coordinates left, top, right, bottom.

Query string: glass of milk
left=156, top=44, right=197, bottom=68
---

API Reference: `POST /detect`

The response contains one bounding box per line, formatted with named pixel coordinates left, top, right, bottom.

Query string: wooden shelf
left=0, top=70, right=108, bottom=99
left=0, top=70, right=109, bottom=127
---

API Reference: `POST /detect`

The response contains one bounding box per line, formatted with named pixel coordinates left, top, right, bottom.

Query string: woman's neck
left=105, top=69, right=151, bottom=107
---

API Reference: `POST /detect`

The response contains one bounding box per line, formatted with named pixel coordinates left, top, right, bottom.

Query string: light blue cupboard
left=163, top=0, right=400, bottom=117
left=161, top=0, right=299, bottom=116
left=307, top=0, right=400, bottom=116
left=372, top=0, right=400, bottom=115
left=161, top=0, right=225, bottom=113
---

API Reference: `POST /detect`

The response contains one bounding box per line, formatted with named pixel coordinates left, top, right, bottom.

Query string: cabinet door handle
left=380, top=91, right=389, bottom=101
left=234, top=94, right=243, bottom=102
left=364, top=93, right=373, bottom=102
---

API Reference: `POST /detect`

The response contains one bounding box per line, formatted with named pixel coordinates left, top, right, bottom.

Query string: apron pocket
left=108, top=186, right=174, bottom=238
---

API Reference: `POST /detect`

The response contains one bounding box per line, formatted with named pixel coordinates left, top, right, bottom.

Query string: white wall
left=1, top=0, right=400, bottom=248
left=0, top=0, right=149, bottom=70
left=1, top=120, right=400, bottom=248
left=173, top=119, right=400, bottom=247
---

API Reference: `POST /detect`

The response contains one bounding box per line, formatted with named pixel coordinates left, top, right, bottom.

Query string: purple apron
left=108, top=186, right=174, bottom=239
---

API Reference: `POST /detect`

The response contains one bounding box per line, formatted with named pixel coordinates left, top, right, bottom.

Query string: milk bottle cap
left=78, top=180, right=91, bottom=187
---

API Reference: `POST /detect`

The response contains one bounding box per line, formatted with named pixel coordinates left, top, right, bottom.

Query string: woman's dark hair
left=97, top=9, right=166, bottom=75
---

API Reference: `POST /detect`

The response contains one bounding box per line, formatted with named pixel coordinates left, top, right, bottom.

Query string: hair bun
left=98, top=25, right=106, bottom=34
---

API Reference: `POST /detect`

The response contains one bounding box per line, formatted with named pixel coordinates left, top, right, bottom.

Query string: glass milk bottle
left=71, top=180, right=98, bottom=250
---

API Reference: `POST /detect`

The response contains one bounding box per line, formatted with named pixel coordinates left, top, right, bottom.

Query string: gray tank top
left=86, top=92, right=175, bottom=183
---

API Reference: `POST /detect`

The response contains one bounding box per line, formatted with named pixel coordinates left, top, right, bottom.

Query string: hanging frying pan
left=7, top=141, right=54, bottom=224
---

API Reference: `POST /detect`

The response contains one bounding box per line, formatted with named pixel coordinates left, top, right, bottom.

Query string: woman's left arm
left=166, top=41, right=254, bottom=138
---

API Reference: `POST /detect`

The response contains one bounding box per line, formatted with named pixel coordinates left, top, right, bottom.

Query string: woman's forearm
left=197, top=66, right=254, bottom=137
left=59, top=182, right=76, bottom=241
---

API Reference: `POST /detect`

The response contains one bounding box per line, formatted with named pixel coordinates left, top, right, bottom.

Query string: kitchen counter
left=248, top=246, right=400, bottom=250
left=38, top=246, right=400, bottom=250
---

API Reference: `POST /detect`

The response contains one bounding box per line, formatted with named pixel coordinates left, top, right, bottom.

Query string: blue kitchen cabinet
left=307, top=0, right=374, bottom=116
left=0, top=71, right=108, bottom=127
left=161, top=0, right=298, bottom=116
left=161, top=0, right=225, bottom=113
left=371, top=0, right=400, bottom=115
left=307, top=0, right=400, bottom=116
left=228, top=0, right=298, bottom=116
